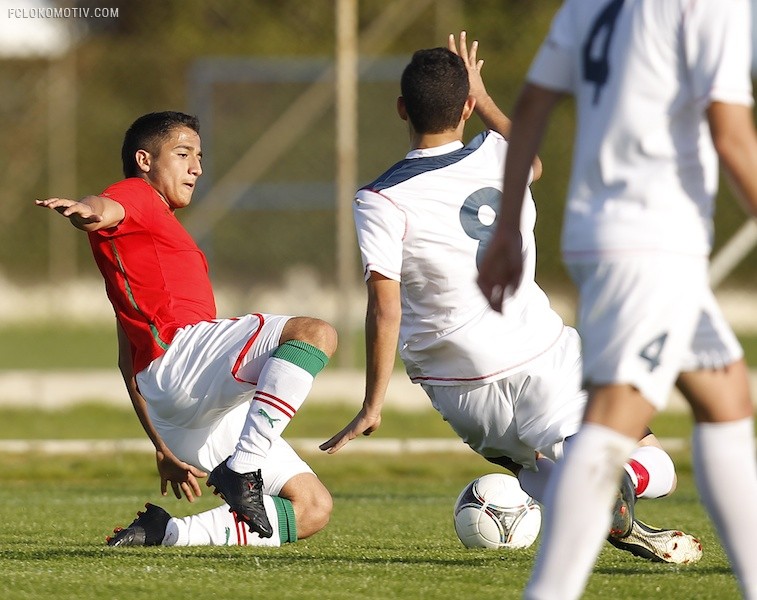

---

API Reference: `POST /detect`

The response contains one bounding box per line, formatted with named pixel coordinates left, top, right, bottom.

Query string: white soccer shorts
left=135, top=313, right=314, bottom=496
left=422, top=326, right=586, bottom=470
left=566, top=255, right=743, bottom=410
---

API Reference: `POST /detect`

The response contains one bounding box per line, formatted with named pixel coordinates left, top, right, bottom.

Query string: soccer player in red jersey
left=37, top=112, right=336, bottom=548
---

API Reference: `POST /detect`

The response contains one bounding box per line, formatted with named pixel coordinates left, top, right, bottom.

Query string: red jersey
left=88, top=178, right=217, bottom=374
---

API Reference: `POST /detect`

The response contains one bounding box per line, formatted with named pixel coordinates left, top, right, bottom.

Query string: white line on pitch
left=0, top=437, right=688, bottom=455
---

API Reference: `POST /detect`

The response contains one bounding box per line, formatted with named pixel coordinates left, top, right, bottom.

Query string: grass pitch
left=0, top=321, right=751, bottom=599
left=1, top=323, right=757, bottom=369
left=0, top=406, right=744, bottom=600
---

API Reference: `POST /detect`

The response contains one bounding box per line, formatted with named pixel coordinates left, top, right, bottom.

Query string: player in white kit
left=478, top=1, right=757, bottom=598
left=320, top=32, right=701, bottom=563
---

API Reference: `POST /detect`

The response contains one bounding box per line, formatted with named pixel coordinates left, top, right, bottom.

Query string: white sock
left=623, top=445, right=676, bottom=499
left=163, top=495, right=296, bottom=547
left=693, top=418, right=757, bottom=599
left=518, top=457, right=555, bottom=503
left=525, top=423, right=637, bottom=600
left=228, top=357, right=314, bottom=473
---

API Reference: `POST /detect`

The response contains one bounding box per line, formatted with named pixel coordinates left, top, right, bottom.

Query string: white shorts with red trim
left=135, top=313, right=314, bottom=495
left=421, top=326, right=586, bottom=470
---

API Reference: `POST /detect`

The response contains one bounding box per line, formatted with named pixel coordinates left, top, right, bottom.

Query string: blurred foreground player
left=36, top=111, right=336, bottom=547
left=478, top=1, right=757, bottom=597
left=320, top=32, right=701, bottom=564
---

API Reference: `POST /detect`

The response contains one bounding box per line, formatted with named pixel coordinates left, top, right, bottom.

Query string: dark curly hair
left=121, top=111, right=200, bottom=178
left=400, top=47, right=469, bottom=134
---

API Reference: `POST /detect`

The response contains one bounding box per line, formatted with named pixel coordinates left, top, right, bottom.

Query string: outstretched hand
left=155, top=448, right=208, bottom=502
left=35, top=197, right=103, bottom=226
left=319, top=407, right=382, bottom=454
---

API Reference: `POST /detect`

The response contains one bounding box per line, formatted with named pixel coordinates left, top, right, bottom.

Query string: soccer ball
left=453, top=473, right=541, bottom=549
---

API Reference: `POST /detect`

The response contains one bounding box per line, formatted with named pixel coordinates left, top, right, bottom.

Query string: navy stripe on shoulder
left=360, top=131, right=490, bottom=192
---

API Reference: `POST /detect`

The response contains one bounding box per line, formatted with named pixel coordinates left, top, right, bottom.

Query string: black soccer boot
left=608, top=471, right=636, bottom=539
left=207, top=458, right=273, bottom=538
left=106, top=503, right=171, bottom=547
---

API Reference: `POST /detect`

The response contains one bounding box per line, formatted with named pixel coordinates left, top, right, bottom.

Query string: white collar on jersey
left=405, top=140, right=464, bottom=159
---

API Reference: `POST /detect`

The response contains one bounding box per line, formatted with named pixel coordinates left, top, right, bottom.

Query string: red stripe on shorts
left=231, top=313, right=265, bottom=384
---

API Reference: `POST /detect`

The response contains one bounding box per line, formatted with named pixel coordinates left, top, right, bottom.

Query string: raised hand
left=448, top=31, right=487, bottom=103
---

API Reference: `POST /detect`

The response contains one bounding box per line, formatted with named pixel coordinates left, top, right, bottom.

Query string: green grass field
left=0, top=403, right=705, bottom=442
left=0, top=404, right=744, bottom=600
left=0, top=325, right=752, bottom=598
left=0, top=446, right=743, bottom=600
left=2, top=323, right=757, bottom=370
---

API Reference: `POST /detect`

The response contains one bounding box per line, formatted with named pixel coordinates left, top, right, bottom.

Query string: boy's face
left=141, top=126, right=202, bottom=209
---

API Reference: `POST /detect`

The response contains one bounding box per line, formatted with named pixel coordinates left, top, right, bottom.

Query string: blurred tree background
left=1, top=0, right=754, bottom=303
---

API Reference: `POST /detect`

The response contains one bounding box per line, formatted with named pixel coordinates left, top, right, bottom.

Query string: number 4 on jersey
left=639, top=332, right=668, bottom=372
left=582, top=0, right=625, bottom=104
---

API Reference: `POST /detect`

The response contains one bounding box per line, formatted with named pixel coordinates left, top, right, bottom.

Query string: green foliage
left=12, top=0, right=752, bottom=288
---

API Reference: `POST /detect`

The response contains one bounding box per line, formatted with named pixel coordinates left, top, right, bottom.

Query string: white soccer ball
left=453, top=473, right=541, bottom=549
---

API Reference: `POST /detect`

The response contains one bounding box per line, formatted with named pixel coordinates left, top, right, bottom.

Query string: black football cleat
left=609, top=471, right=636, bottom=539
left=106, top=503, right=171, bottom=547
left=207, top=458, right=273, bottom=538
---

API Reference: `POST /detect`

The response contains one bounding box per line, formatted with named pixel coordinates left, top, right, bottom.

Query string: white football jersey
left=527, top=0, right=753, bottom=259
left=354, top=131, right=564, bottom=385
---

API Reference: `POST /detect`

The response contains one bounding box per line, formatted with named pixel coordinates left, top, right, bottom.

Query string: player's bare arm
left=478, top=83, right=561, bottom=311
left=319, top=273, right=400, bottom=454
left=707, top=101, right=757, bottom=218
left=448, top=31, right=543, bottom=181
left=35, top=195, right=125, bottom=231
left=117, top=322, right=207, bottom=501
left=448, top=32, right=512, bottom=141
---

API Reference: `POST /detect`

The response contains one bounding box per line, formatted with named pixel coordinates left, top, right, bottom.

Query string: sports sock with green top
left=229, top=340, right=329, bottom=474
